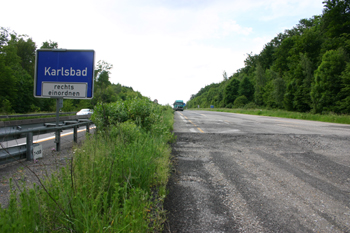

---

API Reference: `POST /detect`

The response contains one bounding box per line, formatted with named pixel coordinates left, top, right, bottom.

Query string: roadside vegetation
left=1, top=25, right=173, bottom=232
left=189, top=107, right=350, bottom=125
left=0, top=29, right=141, bottom=114
left=0, top=113, right=76, bottom=122
left=0, top=97, right=175, bottom=232
left=187, top=1, right=350, bottom=116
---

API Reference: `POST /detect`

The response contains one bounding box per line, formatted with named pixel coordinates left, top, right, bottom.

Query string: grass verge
left=0, top=113, right=75, bottom=122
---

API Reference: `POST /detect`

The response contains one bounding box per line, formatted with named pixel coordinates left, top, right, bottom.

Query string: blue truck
left=173, top=100, right=185, bottom=111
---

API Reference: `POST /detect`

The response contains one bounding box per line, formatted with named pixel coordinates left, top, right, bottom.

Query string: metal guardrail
left=0, top=116, right=92, bottom=165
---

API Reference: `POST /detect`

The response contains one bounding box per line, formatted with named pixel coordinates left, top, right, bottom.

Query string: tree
left=288, top=28, right=323, bottom=70
left=259, top=42, right=275, bottom=71
left=92, top=60, right=114, bottom=104
left=0, top=30, right=36, bottom=113
left=0, top=27, right=10, bottom=49
left=254, top=63, right=266, bottom=105
left=234, top=95, right=248, bottom=108
left=41, top=40, right=58, bottom=49
left=273, top=78, right=286, bottom=108
left=15, top=36, right=36, bottom=76
left=223, top=70, right=228, bottom=81
left=311, top=48, right=348, bottom=112
left=207, top=88, right=218, bottom=105
left=322, top=0, right=350, bottom=38
left=224, top=78, right=240, bottom=106
left=273, top=37, right=295, bottom=76
left=238, top=53, right=259, bottom=79
left=238, top=76, right=254, bottom=101
left=96, top=70, right=112, bottom=88
left=263, top=81, right=276, bottom=108
left=94, top=60, right=113, bottom=81
left=0, top=55, right=16, bottom=108
left=336, top=62, right=350, bottom=113
left=284, top=81, right=296, bottom=111
left=292, top=54, right=313, bottom=112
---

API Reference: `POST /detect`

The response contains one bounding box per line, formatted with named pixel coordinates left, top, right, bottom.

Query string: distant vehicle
left=76, top=109, right=93, bottom=115
left=173, top=100, right=185, bottom=111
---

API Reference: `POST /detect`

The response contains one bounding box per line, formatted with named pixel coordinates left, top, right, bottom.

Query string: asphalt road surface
left=163, top=110, right=350, bottom=233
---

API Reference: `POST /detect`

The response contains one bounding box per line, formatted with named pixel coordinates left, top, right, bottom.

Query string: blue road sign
left=34, top=49, right=95, bottom=99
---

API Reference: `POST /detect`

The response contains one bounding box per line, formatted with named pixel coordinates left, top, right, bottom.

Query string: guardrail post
left=26, top=132, right=33, bottom=161
left=55, top=130, right=61, bottom=151
left=74, top=126, right=78, bottom=143
left=86, top=122, right=90, bottom=133
left=55, top=98, right=63, bottom=151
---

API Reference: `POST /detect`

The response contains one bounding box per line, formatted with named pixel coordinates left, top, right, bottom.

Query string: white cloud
left=222, top=20, right=253, bottom=36
left=0, top=0, right=324, bottom=105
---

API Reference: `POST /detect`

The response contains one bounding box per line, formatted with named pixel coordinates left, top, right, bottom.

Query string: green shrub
left=91, top=101, right=129, bottom=130
left=92, top=97, right=160, bottom=131
left=110, top=120, right=142, bottom=143
left=244, top=102, right=258, bottom=109
left=30, top=104, right=40, bottom=113
left=234, top=95, right=248, bottom=108
left=1, top=99, right=13, bottom=114
left=225, top=103, right=233, bottom=108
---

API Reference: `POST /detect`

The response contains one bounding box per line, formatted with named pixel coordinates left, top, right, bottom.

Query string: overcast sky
left=2, top=0, right=324, bottom=105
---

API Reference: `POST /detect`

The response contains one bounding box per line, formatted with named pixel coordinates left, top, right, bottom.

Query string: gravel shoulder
left=163, top=132, right=350, bottom=233
left=0, top=131, right=92, bottom=208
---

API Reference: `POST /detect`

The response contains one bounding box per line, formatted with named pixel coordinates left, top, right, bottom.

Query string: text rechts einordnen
left=47, top=84, right=82, bottom=97
left=44, top=67, right=88, bottom=76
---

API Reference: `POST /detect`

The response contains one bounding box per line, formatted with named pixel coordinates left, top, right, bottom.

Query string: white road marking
left=220, top=129, right=240, bottom=133
left=178, top=112, right=205, bottom=133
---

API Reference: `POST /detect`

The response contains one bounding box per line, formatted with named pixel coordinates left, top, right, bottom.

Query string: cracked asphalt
left=163, top=110, right=350, bottom=233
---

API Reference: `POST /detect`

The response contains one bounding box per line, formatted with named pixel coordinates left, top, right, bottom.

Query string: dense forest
left=0, top=29, right=141, bottom=114
left=187, top=0, right=350, bottom=114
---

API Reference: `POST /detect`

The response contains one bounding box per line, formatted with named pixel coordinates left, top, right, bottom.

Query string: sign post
left=55, top=98, right=63, bottom=151
left=34, top=49, right=95, bottom=151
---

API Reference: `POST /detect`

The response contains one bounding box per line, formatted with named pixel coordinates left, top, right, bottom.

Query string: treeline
left=187, top=0, right=350, bottom=114
left=0, top=28, right=141, bottom=114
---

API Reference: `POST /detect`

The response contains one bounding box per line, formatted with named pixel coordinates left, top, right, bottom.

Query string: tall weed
left=0, top=99, right=174, bottom=232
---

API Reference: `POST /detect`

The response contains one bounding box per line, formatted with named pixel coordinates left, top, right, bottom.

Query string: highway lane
left=174, top=110, right=350, bottom=136
left=164, top=110, right=350, bottom=233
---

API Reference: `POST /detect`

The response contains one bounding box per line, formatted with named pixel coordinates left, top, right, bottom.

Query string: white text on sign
left=44, top=67, right=88, bottom=76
